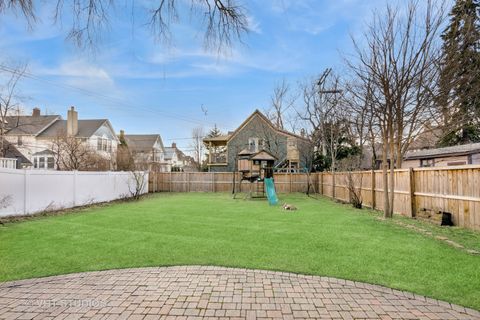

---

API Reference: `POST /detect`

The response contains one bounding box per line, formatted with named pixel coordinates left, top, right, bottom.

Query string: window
left=258, top=139, right=266, bottom=150
left=47, top=157, right=55, bottom=169
left=248, top=137, right=259, bottom=152
left=97, top=137, right=112, bottom=152
left=33, top=155, right=55, bottom=169
left=17, top=136, right=23, bottom=146
left=447, top=161, right=467, bottom=166
left=420, top=159, right=435, bottom=167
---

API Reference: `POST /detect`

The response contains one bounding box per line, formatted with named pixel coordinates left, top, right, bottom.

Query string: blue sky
left=0, top=0, right=398, bottom=152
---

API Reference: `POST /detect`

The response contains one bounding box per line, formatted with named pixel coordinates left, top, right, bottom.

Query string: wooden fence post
left=409, top=168, right=416, bottom=217
left=371, top=169, right=376, bottom=209
left=169, top=171, right=172, bottom=192
left=187, top=172, right=190, bottom=192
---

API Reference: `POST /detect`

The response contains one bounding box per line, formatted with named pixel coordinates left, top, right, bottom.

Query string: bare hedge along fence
left=149, top=166, right=480, bottom=231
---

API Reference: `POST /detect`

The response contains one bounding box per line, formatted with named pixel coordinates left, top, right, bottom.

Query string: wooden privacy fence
left=149, top=172, right=315, bottom=194
left=149, top=166, right=480, bottom=231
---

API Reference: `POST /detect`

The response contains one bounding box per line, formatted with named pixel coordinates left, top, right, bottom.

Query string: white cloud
left=32, top=59, right=119, bottom=96
left=246, top=14, right=262, bottom=34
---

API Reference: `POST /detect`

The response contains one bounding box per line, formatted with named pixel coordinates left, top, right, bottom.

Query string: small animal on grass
left=282, top=203, right=298, bottom=211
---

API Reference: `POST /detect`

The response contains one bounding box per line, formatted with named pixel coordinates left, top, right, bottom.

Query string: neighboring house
left=0, top=139, right=32, bottom=169
left=4, top=108, right=60, bottom=169
left=402, top=143, right=480, bottom=168
left=164, top=143, right=186, bottom=171
left=203, top=109, right=311, bottom=172
left=4, top=107, right=118, bottom=170
left=123, top=133, right=169, bottom=172
left=180, top=155, right=198, bottom=172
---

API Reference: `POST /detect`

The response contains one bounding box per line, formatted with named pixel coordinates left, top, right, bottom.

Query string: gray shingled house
left=203, top=110, right=311, bottom=172
left=402, top=143, right=480, bottom=168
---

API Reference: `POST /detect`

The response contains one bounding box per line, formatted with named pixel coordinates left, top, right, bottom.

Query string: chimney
left=67, top=106, right=78, bottom=136
left=32, top=108, right=41, bottom=117
left=172, top=142, right=177, bottom=149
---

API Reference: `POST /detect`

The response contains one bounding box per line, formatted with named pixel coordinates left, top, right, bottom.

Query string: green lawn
left=0, top=193, right=479, bottom=310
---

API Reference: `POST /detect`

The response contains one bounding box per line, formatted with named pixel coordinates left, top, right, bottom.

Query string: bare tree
left=128, top=171, right=148, bottom=200
left=297, top=69, right=347, bottom=198
left=347, top=0, right=445, bottom=218
left=1, top=0, right=248, bottom=52
left=265, top=79, right=297, bottom=130
left=51, top=129, right=110, bottom=170
left=190, top=126, right=204, bottom=171
left=0, top=63, right=26, bottom=157
left=344, top=78, right=379, bottom=169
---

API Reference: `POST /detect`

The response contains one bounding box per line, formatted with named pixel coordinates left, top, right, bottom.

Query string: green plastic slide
left=264, top=178, right=278, bottom=205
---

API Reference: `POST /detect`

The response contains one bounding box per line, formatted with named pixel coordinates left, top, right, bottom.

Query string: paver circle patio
left=0, top=266, right=478, bottom=320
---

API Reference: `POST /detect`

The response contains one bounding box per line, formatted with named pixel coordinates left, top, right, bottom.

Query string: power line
left=0, top=64, right=217, bottom=127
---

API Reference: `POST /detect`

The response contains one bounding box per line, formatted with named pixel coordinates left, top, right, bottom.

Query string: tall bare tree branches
left=265, top=79, right=297, bottom=130
left=0, top=63, right=26, bottom=157
left=1, top=0, right=248, bottom=52
left=54, top=0, right=113, bottom=49
left=190, top=126, right=204, bottom=171
left=347, top=0, right=445, bottom=217
left=0, top=0, right=35, bottom=25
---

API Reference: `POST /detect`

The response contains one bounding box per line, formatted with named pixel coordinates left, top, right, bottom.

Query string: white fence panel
left=26, top=170, right=76, bottom=213
left=0, top=168, right=148, bottom=217
left=0, top=169, right=25, bottom=215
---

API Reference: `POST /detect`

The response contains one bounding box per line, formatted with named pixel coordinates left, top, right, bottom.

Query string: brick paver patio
left=0, top=266, right=478, bottom=319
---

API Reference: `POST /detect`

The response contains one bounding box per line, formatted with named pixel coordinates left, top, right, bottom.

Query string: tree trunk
left=396, top=144, right=403, bottom=169
left=382, top=134, right=390, bottom=218
left=388, top=134, right=395, bottom=218
left=331, top=157, right=336, bottom=199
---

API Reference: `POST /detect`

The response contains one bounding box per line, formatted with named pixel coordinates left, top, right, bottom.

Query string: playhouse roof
left=251, top=150, right=276, bottom=161
left=238, top=148, right=276, bottom=161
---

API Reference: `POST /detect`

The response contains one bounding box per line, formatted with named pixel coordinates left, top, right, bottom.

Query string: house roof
left=203, top=110, right=310, bottom=145
left=163, top=147, right=176, bottom=160
left=404, top=143, right=480, bottom=160
left=124, top=134, right=165, bottom=152
left=233, top=110, right=310, bottom=142
left=37, top=119, right=109, bottom=138
left=1, top=139, right=32, bottom=166
left=5, top=115, right=60, bottom=136
left=203, top=134, right=232, bottom=142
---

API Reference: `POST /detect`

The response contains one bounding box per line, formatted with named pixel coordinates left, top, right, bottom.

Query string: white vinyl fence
left=0, top=168, right=148, bottom=217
